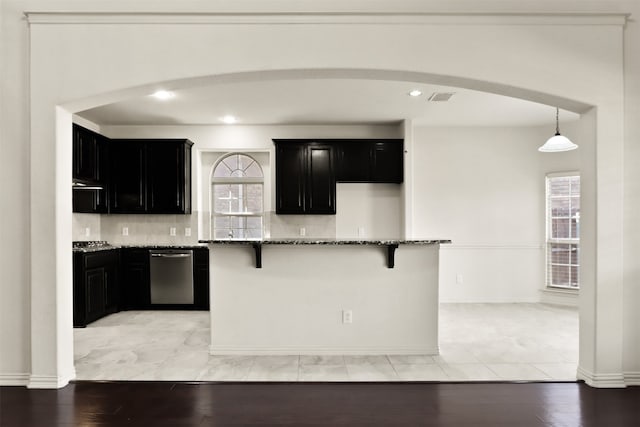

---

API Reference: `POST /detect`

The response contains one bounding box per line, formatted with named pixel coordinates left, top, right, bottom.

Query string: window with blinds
left=546, top=174, right=580, bottom=289
left=211, top=153, right=263, bottom=240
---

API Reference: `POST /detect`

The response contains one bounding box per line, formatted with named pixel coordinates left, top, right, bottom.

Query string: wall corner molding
left=577, top=366, right=627, bottom=388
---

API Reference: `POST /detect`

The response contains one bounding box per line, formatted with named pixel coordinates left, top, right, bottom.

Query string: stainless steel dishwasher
left=149, top=249, right=194, bottom=304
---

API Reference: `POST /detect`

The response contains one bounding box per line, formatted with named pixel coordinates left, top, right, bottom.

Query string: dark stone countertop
left=199, top=238, right=451, bottom=245
left=72, top=242, right=207, bottom=253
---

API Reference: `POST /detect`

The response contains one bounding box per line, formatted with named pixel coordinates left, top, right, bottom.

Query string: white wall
left=413, top=125, right=579, bottom=303
left=336, top=184, right=402, bottom=239
left=209, top=243, right=439, bottom=354
left=1, top=0, right=636, bottom=388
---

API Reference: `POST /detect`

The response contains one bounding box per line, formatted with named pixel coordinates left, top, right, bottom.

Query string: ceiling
left=78, top=79, right=581, bottom=127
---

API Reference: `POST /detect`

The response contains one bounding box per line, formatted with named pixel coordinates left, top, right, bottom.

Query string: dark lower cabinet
left=74, top=246, right=209, bottom=327
left=120, top=248, right=150, bottom=310
left=193, top=248, right=210, bottom=310
left=73, top=249, right=119, bottom=328
left=120, top=247, right=209, bottom=310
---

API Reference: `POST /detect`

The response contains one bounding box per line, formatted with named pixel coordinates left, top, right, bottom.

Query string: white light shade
left=221, top=115, right=237, bottom=124
left=538, top=133, right=578, bottom=152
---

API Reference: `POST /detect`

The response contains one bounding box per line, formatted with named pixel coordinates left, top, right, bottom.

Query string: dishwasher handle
left=150, top=253, right=191, bottom=258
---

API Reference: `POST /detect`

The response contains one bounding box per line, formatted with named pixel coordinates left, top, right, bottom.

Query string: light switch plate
left=170, top=227, right=177, bottom=236
left=185, top=227, right=192, bottom=237
left=122, top=227, right=129, bottom=236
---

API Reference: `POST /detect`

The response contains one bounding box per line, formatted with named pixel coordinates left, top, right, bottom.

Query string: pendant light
left=538, top=107, right=577, bottom=152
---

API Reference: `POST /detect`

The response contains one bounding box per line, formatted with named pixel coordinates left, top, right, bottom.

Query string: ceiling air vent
left=428, top=92, right=455, bottom=102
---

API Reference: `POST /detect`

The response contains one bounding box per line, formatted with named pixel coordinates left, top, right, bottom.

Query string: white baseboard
left=27, top=374, right=73, bottom=389
left=625, top=371, right=640, bottom=386
left=539, top=288, right=578, bottom=307
left=0, top=373, right=30, bottom=386
left=577, top=366, right=627, bottom=388
left=209, top=345, right=439, bottom=356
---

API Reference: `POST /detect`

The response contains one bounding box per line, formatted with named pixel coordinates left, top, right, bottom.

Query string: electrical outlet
left=170, top=227, right=177, bottom=236
left=122, top=227, right=129, bottom=236
left=85, top=227, right=91, bottom=237
left=300, top=227, right=306, bottom=237
left=342, top=309, right=353, bottom=324
left=185, top=227, right=192, bottom=237
left=357, top=227, right=365, bottom=238
left=456, top=273, right=464, bottom=284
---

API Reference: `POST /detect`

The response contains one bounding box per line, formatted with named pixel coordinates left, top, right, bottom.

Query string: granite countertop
left=72, top=242, right=207, bottom=253
left=199, top=238, right=451, bottom=245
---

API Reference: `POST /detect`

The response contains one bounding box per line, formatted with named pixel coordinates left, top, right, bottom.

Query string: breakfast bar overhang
left=200, top=239, right=451, bottom=355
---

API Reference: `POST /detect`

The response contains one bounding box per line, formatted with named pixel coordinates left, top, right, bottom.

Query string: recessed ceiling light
left=151, top=90, right=175, bottom=100
left=408, top=90, right=423, bottom=97
left=221, top=115, right=237, bottom=124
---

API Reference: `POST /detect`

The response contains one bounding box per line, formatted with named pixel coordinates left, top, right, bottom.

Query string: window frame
left=545, top=171, right=580, bottom=290
left=211, top=153, right=264, bottom=241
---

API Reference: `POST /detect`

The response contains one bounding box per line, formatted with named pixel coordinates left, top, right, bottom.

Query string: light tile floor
left=74, top=303, right=578, bottom=382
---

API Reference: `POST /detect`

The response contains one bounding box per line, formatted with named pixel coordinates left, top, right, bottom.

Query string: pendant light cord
left=555, top=107, right=560, bottom=135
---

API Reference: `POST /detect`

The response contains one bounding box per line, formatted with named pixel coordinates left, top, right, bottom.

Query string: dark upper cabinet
left=370, top=141, right=403, bottom=183
left=109, top=140, right=147, bottom=213
left=109, top=139, right=193, bottom=214
left=275, top=143, right=306, bottom=213
left=336, top=140, right=403, bottom=184
left=72, top=124, right=109, bottom=213
left=73, top=188, right=109, bottom=213
left=336, top=142, right=372, bottom=182
left=73, top=124, right=99, bottom=183
left=274, top=140, right=336, bottom=215
left=73, top=249, right=119, bottom=327
left=147, top=141, right=192, bottom=214
left=306, top=144, right=336, bottom=214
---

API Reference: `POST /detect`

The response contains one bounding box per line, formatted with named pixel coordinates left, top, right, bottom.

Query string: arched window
left=211, top=153, right=264, bottom=240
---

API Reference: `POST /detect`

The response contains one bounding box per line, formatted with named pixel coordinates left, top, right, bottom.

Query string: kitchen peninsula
left=201, top=239, right=450, bottom=355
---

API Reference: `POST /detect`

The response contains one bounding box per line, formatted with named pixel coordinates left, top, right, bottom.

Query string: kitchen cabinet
left=73, top=249, right=119, bottom=327
left=336, top=140, right=403, bottom=183
left=274, top=139, right=403, bottom=214
left=193, top=248, right=210, bottom=310
left=147, top=140, right=192, bottom=214
left=72, top=124, right=109, bottom=213
left=274, top=140, right=336, bottom=214
left=120, top=247, right=209, bottom=310
left=109, top=139, right=192, bottom=214
left=120, top=248, right=150, bottom=309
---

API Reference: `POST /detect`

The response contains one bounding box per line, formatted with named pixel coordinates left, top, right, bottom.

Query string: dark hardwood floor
left=1, top=381, right=639, bottom=426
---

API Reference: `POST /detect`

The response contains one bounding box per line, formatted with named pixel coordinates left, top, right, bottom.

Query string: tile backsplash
left=267, top=212, right=336, bottom=239
left=73, top=213, right=199, bottom=245
left=73, top=210, right=336, bottom=244
left=72, top=214, right=102, bottom=241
